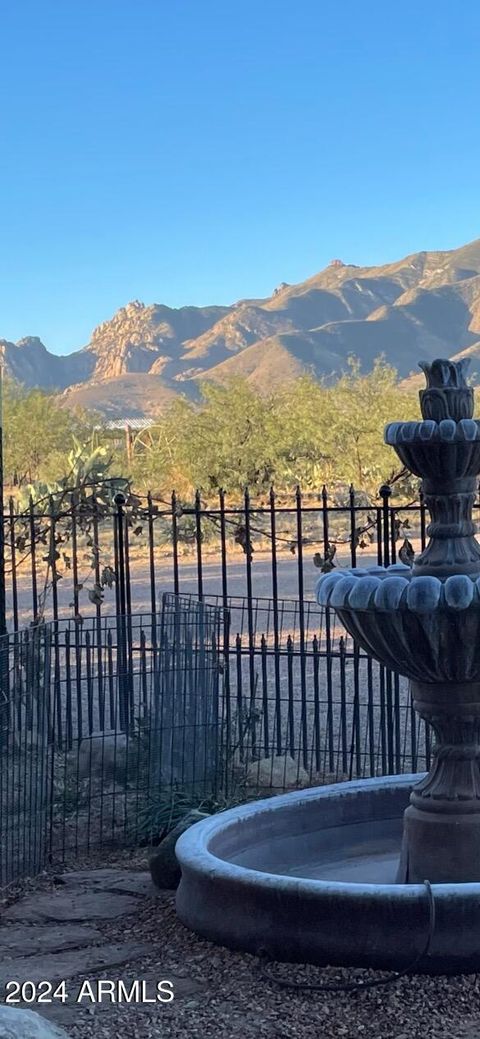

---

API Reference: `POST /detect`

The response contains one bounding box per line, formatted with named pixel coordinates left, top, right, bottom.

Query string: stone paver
left=4, top=890, right=142, bottom=923
left=0, top=942, right=151, bottom=989
left=55, top=869, right=155, bottom=898
left=0, top=923, right=103, bottom=959
left=0, top=868, right=181, bottom=1032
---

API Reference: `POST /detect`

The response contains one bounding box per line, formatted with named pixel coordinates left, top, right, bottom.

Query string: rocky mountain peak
left=15, top=336, right=47, bottom=350
left=4, top=238, right=480, bottom=417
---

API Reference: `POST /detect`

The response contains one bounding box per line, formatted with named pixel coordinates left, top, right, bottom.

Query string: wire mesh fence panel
left=0, top=626, right=53, bottom=886
left=49, top=595, right=224, bottom=862
left=149, top=595, right=223, bottom=795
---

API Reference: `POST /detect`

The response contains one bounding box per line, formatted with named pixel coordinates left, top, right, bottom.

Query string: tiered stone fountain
left=176, top=359, right=480, bottom=973
left=323, top=357, right=480, bottom=885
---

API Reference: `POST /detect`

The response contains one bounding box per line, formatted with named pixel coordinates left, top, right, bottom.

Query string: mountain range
left=3, top=238, right=480, bottom=418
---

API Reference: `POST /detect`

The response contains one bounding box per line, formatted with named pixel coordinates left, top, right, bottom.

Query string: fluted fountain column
left=400, top=680, right=480, bottom=882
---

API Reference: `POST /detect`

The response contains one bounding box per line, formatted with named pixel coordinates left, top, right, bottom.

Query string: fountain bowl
left=176, top=775, right=480, bottom=974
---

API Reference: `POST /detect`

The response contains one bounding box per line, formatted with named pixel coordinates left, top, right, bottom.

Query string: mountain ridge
left=4, top=238, right=480, bottom=417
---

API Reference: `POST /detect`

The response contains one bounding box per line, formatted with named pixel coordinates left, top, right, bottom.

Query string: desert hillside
left=4, top=239, right=480, bottom=417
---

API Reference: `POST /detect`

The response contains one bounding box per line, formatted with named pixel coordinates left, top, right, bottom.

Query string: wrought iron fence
left=0, top=481, right=440, bottom=887
left=0, top=484, right=441, bottom=887
left=202, top=593, right=431, bottom=793
left=1, top=484, right=427, bottom=631
left=0, top=591, right=433, bottom=888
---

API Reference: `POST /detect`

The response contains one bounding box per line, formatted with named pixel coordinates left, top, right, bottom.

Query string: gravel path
left=71, top=898, right=480, bottom=1039
left=68, top=901, right=480, bottom=1039
left=68, top=895, right=480, bottom=1039
left=2, top=862, right=480, bottom=1039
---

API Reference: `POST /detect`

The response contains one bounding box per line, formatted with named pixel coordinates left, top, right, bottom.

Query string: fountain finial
left=418, top=357, right=474, bottom=421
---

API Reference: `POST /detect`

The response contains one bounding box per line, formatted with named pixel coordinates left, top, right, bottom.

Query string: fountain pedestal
left=399, top=681, right=480, bottom=882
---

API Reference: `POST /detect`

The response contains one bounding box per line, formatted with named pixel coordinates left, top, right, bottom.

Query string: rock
left=244, top=754, right=310, bottom=793
left=76, top=732, right=128, bottom=784
left=0, top=923, right=102, bottom=958
left=56, top=868, right=154, bottom=898
left=4, top=890, right=141, bottom=923
left=149, top=810, right=209, bottom=889
left=53, top=867, right=129, bottom=888
left=0, top=1006, right=70, bottom=1037
left=0, top=943, right=150, bottom=989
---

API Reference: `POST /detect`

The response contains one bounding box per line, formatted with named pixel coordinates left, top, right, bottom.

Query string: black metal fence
left=0, top=595, right=224, bottom=886
left=0, top=486, right=439, bottom=887
left=0, top=588, right=433, bottom=888
left=2, top=484, right=425, bottom=631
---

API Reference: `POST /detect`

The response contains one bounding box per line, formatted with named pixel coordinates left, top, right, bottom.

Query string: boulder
left=245, top=754, right=310, bottom=794
left=149, top=810, right=209, bottom=889
left=77, top=732, right=128, bottom=784
left=0, top=1006, right=70, bottom=1038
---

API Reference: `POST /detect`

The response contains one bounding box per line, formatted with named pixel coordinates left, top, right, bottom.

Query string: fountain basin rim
left=176, top=774, right=480, bottom=972
left=316, top=568, right=480, bottom=611
left=176, top=774, right=480, bottom=897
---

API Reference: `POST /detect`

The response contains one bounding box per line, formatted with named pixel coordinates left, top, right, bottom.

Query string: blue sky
left=1, top=0, right=480, bottom=354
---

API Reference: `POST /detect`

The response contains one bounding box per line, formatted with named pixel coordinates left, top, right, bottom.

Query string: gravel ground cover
left=68, top=896, right=480, bottom=1039
left=2, top=857, right=480, bottom=1039
left=66, top=901, right=480, bottom=1039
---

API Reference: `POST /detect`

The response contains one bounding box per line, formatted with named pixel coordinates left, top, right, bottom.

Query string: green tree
left=131, top=380, right=280, bottom=497
left=2, top=382, right=96, bottom=487
left=130, top=358, right=420, bottom=501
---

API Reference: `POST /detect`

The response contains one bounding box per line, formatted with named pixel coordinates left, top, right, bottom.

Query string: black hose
left=258, top=879, right=436, bottom=993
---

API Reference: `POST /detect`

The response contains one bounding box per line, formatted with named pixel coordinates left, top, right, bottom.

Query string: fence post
left=269, top=487, right=282, bottom=756
left=349, top=484, right=357, bottom=568
left=171, top=490, right=180, bottom=597
left=295, top=486, right=308, bottom=771
left=243, top=487, right=257, bottom=758
left=8, top=497, right=18, bottom=635
left=322, top=485, right=334, bottom=771
left=194, top=489, right=203, bottom=601
left=379, top=484, right=392, bottom=567
left=29, top=495, right=39, bottom=622
left=0, top=365, right=8, bottom=732
left=48, top=496, right=62, bottom=750
left=219, top=490, right=232, bottom=791
left=0, top=361, right=6, bottom=641
left=114, top=492, right=129, bottom=732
